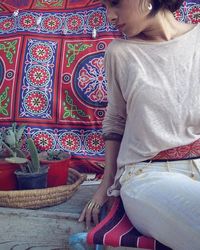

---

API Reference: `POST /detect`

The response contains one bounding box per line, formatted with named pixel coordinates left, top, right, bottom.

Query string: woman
left=79, top=0, right=200, bottom=249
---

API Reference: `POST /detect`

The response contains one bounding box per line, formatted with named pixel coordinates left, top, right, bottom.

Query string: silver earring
left=148, top=3, right=152, bottom=11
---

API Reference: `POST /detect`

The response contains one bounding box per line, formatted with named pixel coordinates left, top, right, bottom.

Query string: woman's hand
left=79, top=139, right=121, bottom=229
left=78, top=184, right=110, bottom=230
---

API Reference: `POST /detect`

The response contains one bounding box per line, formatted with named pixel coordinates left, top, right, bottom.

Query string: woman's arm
left=79, top=43, right=126, bottom=229
left=78, top=138, right=121, bottom=229
left=103, top=135, right=122, bottom=185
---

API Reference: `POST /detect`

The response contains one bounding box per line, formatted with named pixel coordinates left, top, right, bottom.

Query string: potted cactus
left=0, top=123, right=26, bottom=190
left=1, top=123, right=48, bottom=190
left=39, top=150, right=71, bottom=187
left=11, top=138, right=48, bottom=190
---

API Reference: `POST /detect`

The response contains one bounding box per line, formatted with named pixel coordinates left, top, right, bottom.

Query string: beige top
left=102, top=24, right=200, bottom=196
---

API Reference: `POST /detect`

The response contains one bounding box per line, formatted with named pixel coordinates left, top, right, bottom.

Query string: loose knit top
left=102, top=24, right=200, bottom=196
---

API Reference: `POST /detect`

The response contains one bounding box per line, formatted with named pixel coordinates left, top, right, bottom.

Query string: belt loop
left=191, top=159, right=200, bottom=179
left=166, top=161, right=170, bottom=172
left=145, top=160, right=152, bottom=168
left=190, top=160, right=195, bottom=179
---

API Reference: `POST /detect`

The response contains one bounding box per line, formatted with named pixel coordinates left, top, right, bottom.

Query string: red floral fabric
left=0, top=0, right=199, bottom=172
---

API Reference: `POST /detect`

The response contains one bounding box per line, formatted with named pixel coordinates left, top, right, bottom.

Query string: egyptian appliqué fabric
left=174, top=0, right=200, bottom=23
left=0, top=0, right=101, bottom=11
left=0, top=2, right=120, bottom=163
left=0, top=0, right=199, bottom=164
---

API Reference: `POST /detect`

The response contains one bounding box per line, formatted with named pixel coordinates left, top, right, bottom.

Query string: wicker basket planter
left=0, top=168, right=85, bottom=209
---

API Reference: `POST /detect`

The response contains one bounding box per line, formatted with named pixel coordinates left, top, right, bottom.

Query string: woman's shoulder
left=106, top=39, right=126, bottom=52
left=105, top=38, right=135, bottom=58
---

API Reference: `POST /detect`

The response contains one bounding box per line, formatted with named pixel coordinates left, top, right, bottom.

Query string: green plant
left=1, top=123, right=41, bottom=173
left=45, top=150, right=70, bottom=161
left=5, top=138, right=41, bottom=173
left=27, top=138, right=40, bottom=172
left=0, top=122, right=26, bottom=158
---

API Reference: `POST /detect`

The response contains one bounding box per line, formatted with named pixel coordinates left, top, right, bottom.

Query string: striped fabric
left=87, top=198, right=172, bottom=250
left=86, top=139, right=200, bottom=249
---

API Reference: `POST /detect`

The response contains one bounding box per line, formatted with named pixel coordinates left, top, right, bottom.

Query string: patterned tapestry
left=0, top=0, right=199, bottom=172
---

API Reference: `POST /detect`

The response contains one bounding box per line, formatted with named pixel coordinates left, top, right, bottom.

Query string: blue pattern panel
left=17, top=38, right=59, bottom=121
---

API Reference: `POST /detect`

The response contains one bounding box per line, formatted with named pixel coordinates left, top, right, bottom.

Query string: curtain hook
left=62, top=28, right=68, bottom=35
left=13, top=9, right=19, bottom=17
left=92, top=27, right=97, bottom=39
left=36, top=16, right=42, bottom=26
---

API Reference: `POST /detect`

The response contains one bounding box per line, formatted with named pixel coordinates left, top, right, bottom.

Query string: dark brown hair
left=151, top=0, right=184, bottom=15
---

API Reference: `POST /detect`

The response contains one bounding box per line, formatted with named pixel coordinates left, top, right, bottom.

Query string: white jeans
left=120, top=159, right=200, bottom=250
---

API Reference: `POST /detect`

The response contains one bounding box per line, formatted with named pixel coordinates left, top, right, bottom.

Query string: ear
left=140, top=0, right=153, bottom=15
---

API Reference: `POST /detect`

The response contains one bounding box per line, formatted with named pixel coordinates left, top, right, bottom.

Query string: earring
left=148, top=3, right=152, bottom=11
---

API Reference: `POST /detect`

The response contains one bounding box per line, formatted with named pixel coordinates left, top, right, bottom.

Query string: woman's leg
left=120, top=171, right=200, bottom=250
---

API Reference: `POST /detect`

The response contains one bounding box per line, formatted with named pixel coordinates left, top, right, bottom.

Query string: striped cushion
left=87, top=198, right=171, bottom=250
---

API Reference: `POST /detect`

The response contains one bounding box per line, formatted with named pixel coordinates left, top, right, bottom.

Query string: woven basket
left=0, top=168, right=86, bottom=209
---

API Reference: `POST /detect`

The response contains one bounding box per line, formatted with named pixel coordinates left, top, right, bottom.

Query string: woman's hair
left=151, top=0, right=184, bottom=15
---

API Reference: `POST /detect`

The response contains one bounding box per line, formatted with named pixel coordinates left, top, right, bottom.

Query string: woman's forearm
left=101, top=139, right=121, bottom=187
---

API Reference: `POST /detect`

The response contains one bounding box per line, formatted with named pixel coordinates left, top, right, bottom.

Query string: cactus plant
left=1, top=123, right=48, bottom=190
left=39, top=150, right=71, bottom=187
left=0, top=123, right=26, bottom=158
left=5, top=138, right=41, bottom=173
left=45, top=150, right=70, bottom=161
left=1, top=123, right=41, bottom=173
left=26, top=138, right=40, bottom=173
left=4, top=123, right=25, bottom=151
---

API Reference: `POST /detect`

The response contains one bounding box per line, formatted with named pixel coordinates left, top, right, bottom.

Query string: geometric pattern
left=0, top=7, right=116, bottom=36
left=0, top=0, right=199, bottom=165
left=0, top=1, right=118, bottom=161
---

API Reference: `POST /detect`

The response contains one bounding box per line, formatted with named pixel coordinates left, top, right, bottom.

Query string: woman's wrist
left=101, top=174, right=114, bottom=188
